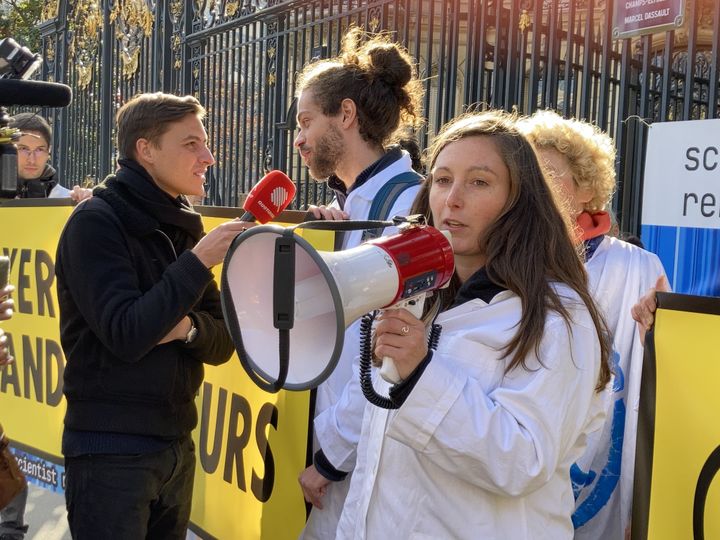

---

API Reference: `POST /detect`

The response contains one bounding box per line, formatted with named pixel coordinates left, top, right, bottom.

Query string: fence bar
left=32, top=0, right=718, bottom=227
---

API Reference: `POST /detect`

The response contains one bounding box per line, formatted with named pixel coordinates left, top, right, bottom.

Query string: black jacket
left=56, top=160, right=234, bottom=439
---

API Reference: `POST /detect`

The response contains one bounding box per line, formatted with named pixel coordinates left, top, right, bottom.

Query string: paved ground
left=24, top=484, right=70, bottom=540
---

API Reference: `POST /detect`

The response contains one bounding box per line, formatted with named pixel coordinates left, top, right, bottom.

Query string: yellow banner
left=0, top=203, right=326, bottom=539
left=0, top=205, right=72, bottom=458
left=632, top=292, right=720, bottom=540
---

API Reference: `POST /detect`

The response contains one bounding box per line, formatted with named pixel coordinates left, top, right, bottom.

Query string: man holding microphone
left=56, top=92, right=248, bottom=539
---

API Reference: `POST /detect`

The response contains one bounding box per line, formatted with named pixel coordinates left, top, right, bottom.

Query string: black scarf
left=94, top=159, right=204, bottom=251
left=18, top=164, right=58, bottom=198
left=451, top=267, right=507, bottom=308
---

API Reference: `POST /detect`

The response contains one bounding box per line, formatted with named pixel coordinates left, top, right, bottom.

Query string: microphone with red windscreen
left=240, top=170, right=296, bottom=223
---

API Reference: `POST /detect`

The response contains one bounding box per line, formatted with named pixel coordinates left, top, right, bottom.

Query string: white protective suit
left=300, top=150, right=420, bottom=540
left=573, top=236, right=667, bottom=539
left=337, top=285, right=607, bottom=540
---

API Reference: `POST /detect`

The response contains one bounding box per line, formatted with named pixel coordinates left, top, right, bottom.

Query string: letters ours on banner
left=633, top=292, right=720, bottom=540
left=0, top=202, right=326, bottom=539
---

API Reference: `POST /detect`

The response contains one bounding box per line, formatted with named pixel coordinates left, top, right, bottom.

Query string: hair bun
left=367, top=44, right=412, bottom=87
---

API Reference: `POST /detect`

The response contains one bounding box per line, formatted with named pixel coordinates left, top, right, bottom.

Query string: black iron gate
left=36, top=0, right=720, bottom=234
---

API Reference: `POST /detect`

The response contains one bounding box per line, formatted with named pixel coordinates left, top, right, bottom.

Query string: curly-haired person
left=519, top=110, right=668, bottom=540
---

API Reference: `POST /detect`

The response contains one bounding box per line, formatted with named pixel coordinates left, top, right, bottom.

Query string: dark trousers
left=64, top=437, right=195, bottom=540
left=0, top=486, right=28, bottom=540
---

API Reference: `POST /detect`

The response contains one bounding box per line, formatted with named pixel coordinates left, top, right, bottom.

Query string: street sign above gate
left=613, top=0, right=685, bottom=39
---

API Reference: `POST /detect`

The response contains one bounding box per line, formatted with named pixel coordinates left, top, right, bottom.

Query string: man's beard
left=307, top=124, right=344, bottom=181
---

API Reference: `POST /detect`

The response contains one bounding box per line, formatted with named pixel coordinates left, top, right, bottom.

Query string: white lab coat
left=300, top=151, right=420, bottom=540
left=48, top=184, right=72, bottom=198
left=337, top=286, right=606, bottom=540
left=573, top=236, right=667, bottom=539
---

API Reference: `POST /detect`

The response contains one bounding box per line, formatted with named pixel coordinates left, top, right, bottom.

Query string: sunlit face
left=538, top=148, right=592, bottom=218
left=429, top=135, right=511, bottom=272
left=16, top=131, right=50, bottom=180
left=140, top=114, right=215, bottom=198
left=294, top=89, right=345, bottom=181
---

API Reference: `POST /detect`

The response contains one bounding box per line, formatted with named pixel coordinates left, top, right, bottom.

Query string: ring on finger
left=400, top=325, right=410, bottom=335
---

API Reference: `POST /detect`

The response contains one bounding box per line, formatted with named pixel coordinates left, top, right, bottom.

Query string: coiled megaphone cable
left=359, top=311, right=443, bottom=409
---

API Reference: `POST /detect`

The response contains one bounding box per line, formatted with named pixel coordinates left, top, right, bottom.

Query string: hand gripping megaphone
left=220, top=217, right=454, bottom=393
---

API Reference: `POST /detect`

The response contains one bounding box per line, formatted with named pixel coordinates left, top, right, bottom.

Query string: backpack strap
left=361, top=170, right=423, bottom=242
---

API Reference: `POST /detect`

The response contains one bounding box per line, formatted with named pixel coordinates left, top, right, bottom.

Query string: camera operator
left=8, top=113, right=91, bottom=202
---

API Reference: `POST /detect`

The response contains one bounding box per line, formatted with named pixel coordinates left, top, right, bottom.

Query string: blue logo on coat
left=571, top=350, right=625, bottom=528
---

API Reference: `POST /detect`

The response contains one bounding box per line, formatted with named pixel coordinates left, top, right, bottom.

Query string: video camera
left=0, top=37, right=72, bottom=198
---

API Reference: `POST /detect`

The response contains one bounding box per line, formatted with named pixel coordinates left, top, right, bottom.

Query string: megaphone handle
left=379, top=294, right=426, bottom=384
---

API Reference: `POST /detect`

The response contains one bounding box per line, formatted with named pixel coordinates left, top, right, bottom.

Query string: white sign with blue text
left=641, top=118, right=720, bottom=297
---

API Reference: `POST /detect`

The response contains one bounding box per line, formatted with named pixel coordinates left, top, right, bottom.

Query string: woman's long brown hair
left=414, top=110, right=611, bottom=392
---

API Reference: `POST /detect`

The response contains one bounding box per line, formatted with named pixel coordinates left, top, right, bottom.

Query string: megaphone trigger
left=378, top=294, right=427, bottom=384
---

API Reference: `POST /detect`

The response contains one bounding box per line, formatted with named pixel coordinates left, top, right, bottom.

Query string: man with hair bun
left=294, top=27, right=425, bottom=539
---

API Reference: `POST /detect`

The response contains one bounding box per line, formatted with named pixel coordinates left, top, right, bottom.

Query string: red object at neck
left=576, top=211, right=611, bottom=241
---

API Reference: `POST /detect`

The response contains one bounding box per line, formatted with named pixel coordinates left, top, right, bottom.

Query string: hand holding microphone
left=192, top=219, right=253, bottom=268
left=193, top=170, right=296, bottom=268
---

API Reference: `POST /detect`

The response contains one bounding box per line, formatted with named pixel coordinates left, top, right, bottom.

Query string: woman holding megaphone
left=336, top=110, right=611, bottom=540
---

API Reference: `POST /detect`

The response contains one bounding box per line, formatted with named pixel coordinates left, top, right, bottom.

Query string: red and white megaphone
left=221, top=219, right=454, bottom=392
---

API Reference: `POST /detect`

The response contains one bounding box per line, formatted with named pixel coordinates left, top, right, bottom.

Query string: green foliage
left=0, top=0, right=44, bottom=54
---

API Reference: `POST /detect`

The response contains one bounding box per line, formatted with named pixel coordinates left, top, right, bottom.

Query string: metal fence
left=35, top=0, right=720, bottom=233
